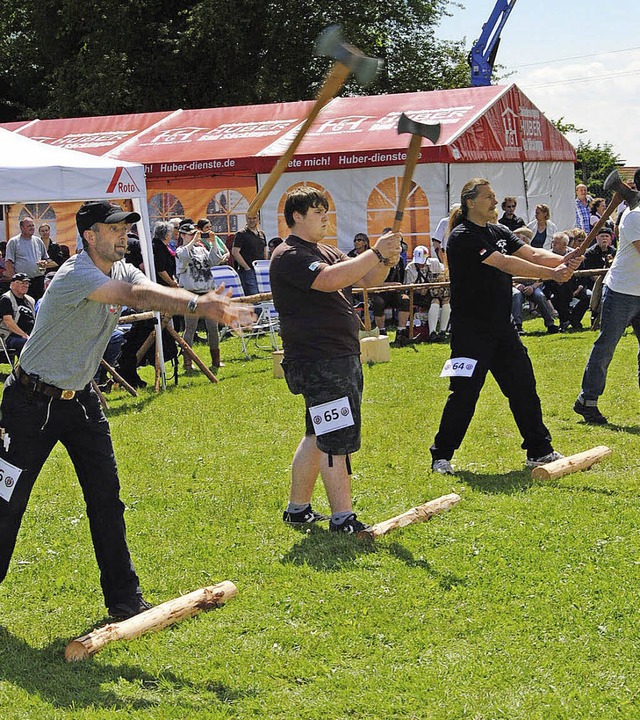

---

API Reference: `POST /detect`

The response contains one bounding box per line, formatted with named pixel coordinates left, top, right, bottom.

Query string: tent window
left=148, top=193, right=184, bottom=226
left=18, top=203, right=57, bottom=238
left=276, top=181, right=337, bottom=247
left=206, top=190, right=248, bottom=239
left=367, top=178, right=431, bottom=255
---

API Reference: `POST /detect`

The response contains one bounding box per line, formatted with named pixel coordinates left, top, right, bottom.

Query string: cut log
left=361, top=493, right=461, bottom=539
left=531, top=445, right=611, bottom=481
left=65, top=580, right=237, bottom=662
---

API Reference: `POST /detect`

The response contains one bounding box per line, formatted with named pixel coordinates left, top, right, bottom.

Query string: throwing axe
left=392, top=113, right=441, bottom=233
left=569, top=169, right=639, bottom=260
left=247, top=25, right=382, bottom=217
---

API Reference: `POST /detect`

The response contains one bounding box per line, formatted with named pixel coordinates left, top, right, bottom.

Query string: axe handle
left=392, top=134, right=423, bottom=233
left=568, top=191, right=622, bottom=262
left=247, top=62, right=352, bottom=217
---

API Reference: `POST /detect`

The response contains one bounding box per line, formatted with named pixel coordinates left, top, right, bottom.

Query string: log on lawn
left=361, top=493, right=461, bottom=539
left=65, top=580, right=237, bottom=662
left=531, top=445, right=611, bottom=481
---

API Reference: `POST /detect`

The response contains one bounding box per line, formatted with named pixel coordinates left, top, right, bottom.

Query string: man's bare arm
left=483, top=251, right=573, bottom=282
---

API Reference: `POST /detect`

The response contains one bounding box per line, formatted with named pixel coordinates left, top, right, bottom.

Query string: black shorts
left=282, top=355, right=362, bottom=455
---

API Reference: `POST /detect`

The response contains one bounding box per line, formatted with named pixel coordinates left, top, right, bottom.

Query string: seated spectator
left=566, top=227, right=587, bottom=250
left=498, top=196, right=526, bottom=231
left=527, top=204, right=557, bottom=249
left=582, top=227, right=616, bottom=329
left=510, top=227, right=558, bottom=335
left=347, top=232, right=370, bottom=257
left=371, top=251, right=409, bottom=336
left=543, top=232, right=590, bottom=331
left=0, top=273, right=35, bottom=354
left=400, top=245, right=443, bottom=342
left=268, top=237, right=283, bottom=258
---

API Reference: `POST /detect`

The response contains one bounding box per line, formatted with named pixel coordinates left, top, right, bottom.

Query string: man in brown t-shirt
left=270, top=186, right=400, bottom=533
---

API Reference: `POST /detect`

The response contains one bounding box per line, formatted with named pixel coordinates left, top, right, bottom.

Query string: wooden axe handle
left=247, top=62, right=352, bottom=217
left=392, top=134, right=423, bottom=233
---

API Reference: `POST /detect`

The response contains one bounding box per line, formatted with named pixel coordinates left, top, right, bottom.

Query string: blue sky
left=437, top=0, right=640, bottom=165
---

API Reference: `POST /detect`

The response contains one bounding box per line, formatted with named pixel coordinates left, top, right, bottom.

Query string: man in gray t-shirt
left=5, top=218, right=57, bottom=300
left=0, top=200, right=253, bottom=621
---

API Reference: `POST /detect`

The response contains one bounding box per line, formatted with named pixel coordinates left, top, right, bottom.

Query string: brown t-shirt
left=269, top=235, right=360, bottom=360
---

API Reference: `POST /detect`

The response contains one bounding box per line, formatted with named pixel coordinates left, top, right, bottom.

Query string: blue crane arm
left=468, top=0, right=518, bottom=86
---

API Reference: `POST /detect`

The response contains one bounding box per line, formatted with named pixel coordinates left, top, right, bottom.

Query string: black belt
left=15, top=366, right=77, bottom=400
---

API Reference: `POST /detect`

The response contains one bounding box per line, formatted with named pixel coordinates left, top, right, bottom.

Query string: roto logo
left=106, top=167, right=141, bottom=194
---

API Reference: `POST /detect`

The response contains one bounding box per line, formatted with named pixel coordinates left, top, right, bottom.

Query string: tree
left=574, top=140, right=622, bottom=200
left=0, top=0, right=468, bottom=120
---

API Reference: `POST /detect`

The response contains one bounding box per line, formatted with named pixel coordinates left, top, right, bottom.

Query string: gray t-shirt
left=6, top=234, right=49, bottom=278
left=20, top=251, right=148, bottom=390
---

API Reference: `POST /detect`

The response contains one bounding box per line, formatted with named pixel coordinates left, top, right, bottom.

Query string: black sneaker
left=546, top=324, right=559, bottom=334
left=282, top=505, right=329, bottom=528
left=108, top=593, right=153, bottom=621
left=329, top=513, right=371, bottom=534
left=573, top=399, right=608, bottom=425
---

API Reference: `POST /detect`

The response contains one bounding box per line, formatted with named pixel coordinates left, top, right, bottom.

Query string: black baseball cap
left=11, top=273, right=30, bottom=283
left=76, top=200, right=141, bottom=236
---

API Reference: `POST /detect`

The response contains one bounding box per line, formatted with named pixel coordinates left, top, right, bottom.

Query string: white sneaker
left=432, top=459, right=455, bottom=475
left=525, top=451, right=564, bottom=468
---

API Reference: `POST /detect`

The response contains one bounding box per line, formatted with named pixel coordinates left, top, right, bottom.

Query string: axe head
left=397, top=112, right=441, bottom=145
left=603, top=169, right=640, bottom=211
left=314, top=25, right=382, bottom=86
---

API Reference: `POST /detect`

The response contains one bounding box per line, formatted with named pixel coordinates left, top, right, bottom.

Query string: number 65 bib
left=308, top=397, right=354, bottom=436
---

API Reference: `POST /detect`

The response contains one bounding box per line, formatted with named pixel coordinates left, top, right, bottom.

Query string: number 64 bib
left=308, top=397, right=354, bottom=436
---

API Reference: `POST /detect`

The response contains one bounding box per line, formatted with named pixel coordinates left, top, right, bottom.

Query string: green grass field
left=1, top=320, right=639, bottom=719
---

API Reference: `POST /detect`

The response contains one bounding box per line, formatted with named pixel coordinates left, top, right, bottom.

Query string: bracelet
left=371, top=248, right=386, bottom=264
left=186, top=296, right=199, bottom=314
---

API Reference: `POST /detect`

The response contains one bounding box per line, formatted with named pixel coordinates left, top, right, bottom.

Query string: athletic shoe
left=515, top=324, right=525, bottom=336
left=432, top=458, right=454, bottom=475
left=546, top=324, right=559, bottom=334
left=329, top=513, right=371, bottom=534
left=108, top=594, right=153, bottom=621
left=573, top=399, right=608, bottom=425
left=282, top=505, right=329, bottom=528
left=525, top=451, right=564, bottom=468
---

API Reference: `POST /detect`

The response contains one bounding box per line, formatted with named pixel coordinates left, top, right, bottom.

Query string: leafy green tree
left=0, top=0, right=467, bottom=120
left=575, top=140, right=622, bottom=200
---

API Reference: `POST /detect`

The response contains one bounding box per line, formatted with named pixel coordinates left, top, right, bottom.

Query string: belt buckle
left=60, top=389, right=76, bottom=400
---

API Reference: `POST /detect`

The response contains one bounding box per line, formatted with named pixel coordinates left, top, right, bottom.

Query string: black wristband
left=371, top=248, right=385, bottom=264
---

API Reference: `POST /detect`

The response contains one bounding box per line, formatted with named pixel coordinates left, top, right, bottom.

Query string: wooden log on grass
left=361, top=493, right=461, bottom=539
left=531, top=446, right=611, bottom=481
left=65, top=580, right=237, bottom=662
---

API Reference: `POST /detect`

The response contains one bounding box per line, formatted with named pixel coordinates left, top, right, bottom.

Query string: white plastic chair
left=209, top=265, right=278, bottom=358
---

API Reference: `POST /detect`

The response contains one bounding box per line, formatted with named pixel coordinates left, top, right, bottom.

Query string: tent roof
left=1, top=85, right=575, bottom=181
left=0, top=127, right=146, bottom=203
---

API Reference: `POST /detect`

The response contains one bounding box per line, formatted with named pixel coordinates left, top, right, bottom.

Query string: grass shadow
left=384, top=542, right=468, bottom=589
left=0, top=626, right=254, bottom=710
left=280, top=527, right=377, bottom=571
left=457, top=469, right=533, bottom=495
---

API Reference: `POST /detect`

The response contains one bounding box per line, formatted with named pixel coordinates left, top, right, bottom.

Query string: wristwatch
left=186, top=296, right=199, bottom=314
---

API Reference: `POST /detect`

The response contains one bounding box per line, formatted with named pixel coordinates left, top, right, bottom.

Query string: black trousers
left=431, top=325, right=553, bottom=461
left=0, top=375, right=140, bottom=608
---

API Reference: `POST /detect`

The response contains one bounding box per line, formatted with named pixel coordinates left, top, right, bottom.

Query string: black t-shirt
left=498, top=214, right=525, bottom=232
left=447, top=220, right=523, bottom=332
left=0, top=293, right=35, bottom=335
left=152, top=238, right=176, bottom=286
left=232, top=228, right=266, bottom=266
left=270, top=235, right=360, bottom=360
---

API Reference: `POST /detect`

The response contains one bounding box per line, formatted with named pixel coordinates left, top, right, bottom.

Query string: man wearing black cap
left=0, top=273, right=35, bottom=353
left=0, top=201, right=253, bottom=620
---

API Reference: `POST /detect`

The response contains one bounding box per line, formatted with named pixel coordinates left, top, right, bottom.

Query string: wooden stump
left=531, top=446, right=611, bottom=480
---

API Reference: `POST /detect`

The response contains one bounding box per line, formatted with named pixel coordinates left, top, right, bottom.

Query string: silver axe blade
left=603, top=169, right=640, bottom=210
left=397, top=112, right=442, bottom=146
left=314, top=25, right=382, bottom=86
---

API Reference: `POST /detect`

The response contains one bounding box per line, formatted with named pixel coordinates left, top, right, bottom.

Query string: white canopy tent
left=0, top=127, right=167, bottom=385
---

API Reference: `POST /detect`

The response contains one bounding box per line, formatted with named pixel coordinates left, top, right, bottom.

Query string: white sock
left=428, top=304, right=440, bottom=334
left=440, top=304, right=451, bottom=332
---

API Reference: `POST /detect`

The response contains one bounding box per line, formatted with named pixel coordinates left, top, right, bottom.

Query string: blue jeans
left=513, top=286, right=555, bottom=326
left=579, top=286, right=640, bottom=403
left=238, top=267, right=259, bottom=297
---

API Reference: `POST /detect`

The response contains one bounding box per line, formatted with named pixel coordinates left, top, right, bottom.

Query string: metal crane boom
left=468, top=0, right=518, bottom=87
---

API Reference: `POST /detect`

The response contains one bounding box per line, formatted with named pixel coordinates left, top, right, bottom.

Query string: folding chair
left=252, top=260, right=280, bottom=351
left=0, top=334, right=17, bottom=369
left=209, top=265, right=276, bottom=358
